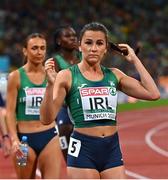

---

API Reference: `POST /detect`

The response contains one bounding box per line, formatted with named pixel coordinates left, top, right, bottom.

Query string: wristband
left=2, top=134, right=9, bottom=139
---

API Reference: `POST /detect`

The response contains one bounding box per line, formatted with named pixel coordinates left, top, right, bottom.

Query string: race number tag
left=59, top=136, right=68, bottom=150
left=25, top=87, right=45, bottom=115
left=79, top=87, right=117, bottom=121
left=68, top=137, right=81, bottom=157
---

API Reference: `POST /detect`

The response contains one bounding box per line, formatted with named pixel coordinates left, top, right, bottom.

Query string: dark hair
left=22, top=33, right=46, bottom=64
left=79, top=22, right=139, bottom=56
left=23, top=33, right=46, bottom=48
left=79, top=22, right=109, bottom=45
left=53, top=25, right=71, bottom=52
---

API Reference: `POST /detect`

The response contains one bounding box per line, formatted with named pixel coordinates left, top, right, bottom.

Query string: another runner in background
left=52, top=25, right=80, bottom=162
left=41, top=22, right=160, bottom=179
left=6, top=33, right=62, bottom=179
left=0, top=92, right=11, bottom=157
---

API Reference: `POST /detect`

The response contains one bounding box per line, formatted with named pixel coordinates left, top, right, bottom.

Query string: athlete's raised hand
left=44, top=58, right=57, bottom=85
left=118, top=44, right=139, bottom=63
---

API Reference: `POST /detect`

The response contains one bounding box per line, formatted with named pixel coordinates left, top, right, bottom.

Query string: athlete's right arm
left=40, top=70, right=70, bottom=125
left=6, top=70, right=20, bottom=151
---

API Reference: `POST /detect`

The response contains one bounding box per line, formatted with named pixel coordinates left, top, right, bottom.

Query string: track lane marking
left=145, top=122, right=168, bottom=157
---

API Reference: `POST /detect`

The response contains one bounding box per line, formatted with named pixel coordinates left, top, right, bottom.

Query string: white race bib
left=25, top=87, right=45, bottom=115
left=59, top=136, right=68, bottom=150
left=79, top=87, right=117, bottom=121
left=68, top=137, right=81, bottom=157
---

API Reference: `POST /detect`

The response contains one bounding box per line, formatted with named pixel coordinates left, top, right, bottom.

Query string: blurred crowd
left=0, top=0, right=168, bottom=98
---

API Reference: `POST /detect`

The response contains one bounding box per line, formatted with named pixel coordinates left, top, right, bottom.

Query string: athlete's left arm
left=0, top=108, right=11, bottom=157
left=111, top=44, right=160, bottom=101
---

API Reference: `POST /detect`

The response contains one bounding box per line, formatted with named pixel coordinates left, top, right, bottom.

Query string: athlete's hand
left=12, top=139, right=24, bottom=157
left=2, top=137, right=11, bottom=158
left=44, top=58, right=57, bottom=85
left=118, top=44, right=138, bottom=63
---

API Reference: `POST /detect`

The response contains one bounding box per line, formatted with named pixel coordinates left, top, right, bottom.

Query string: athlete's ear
left=23, top=48, right=27, bottom=57
left=104, top=49, right=107, bottom=55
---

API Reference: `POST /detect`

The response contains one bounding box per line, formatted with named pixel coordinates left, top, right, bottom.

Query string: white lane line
left=126, top=170, right=149, bottom=179
left=145, top=122, right=168, bottom=157
left=119, top=111, right=167, bottom=179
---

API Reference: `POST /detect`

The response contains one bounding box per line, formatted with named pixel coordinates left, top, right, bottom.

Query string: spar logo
left=80, top=87, right=109, bottom=97
left=25, top=87, right=46, bottom=95
left=80, top=87, right=116, bottom=97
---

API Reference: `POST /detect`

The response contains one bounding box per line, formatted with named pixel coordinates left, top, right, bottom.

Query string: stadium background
left=0, top=0, right=168, bottom=178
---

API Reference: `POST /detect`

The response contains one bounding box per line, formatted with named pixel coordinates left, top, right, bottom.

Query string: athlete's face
left=59, top=27, right=78, bottom=50
left=23, top=37, right=46, bottom=64
left=80, top=30, right=107, bottom=65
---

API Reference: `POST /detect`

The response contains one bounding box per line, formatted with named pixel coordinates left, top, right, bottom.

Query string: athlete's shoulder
left=57, top=68, right=71, bottom=78
left=111, top=67, right=127, bottom=82
left=8, top=68, right=21, bottom=88
left=8, top=67, right=21, bottom=80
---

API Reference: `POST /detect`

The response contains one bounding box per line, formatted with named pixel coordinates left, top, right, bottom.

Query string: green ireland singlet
left=16, top=67, right=47, bottom=121
left=66, top=65, right=119, bottom=128
left=53, top=53, right=82, bottom=70
left=53, top=54, right=72, bottom=70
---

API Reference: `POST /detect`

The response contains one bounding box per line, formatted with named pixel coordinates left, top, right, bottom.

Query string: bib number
left=68, top=137, right=81, bottom=157
left=59, top=136, right=68, bottom=150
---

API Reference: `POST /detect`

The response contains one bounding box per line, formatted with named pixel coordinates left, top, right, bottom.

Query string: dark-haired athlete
left=41, top=22, right=160, bottom=179
left=6, top=33, right=62, bottom=179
